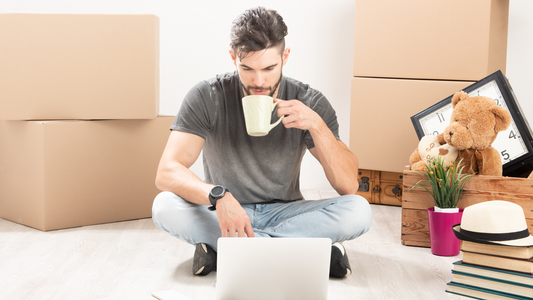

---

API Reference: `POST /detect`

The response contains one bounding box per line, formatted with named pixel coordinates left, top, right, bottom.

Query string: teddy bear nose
left=449, top=131, right=454, bottom=137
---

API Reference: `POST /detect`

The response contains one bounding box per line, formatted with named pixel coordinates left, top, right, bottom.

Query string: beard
left=240, top=71, right=283, bottom=97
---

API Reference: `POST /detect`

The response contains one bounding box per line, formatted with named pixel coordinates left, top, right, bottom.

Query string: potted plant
left=410, top=156, right=475, bottom=211
left=409, top=156, right=475, bottom=256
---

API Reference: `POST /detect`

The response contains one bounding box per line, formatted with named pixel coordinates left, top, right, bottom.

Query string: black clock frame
left=410, top=70, right=533, bottom=177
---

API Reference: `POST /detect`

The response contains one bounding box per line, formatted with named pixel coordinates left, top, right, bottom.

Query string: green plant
left=409, top=156, right=475, bottom=208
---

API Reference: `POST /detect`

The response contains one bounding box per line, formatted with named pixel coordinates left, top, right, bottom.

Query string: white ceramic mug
left=242, top=95, right=284, bottom=136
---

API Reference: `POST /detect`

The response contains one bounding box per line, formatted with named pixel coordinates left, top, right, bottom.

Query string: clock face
left=411, top=71, right=533, bottom=176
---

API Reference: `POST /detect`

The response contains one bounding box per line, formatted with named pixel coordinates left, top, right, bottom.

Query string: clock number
left=432, top=131, right=439, bottom=135
left=509, top=130, right=516, bottom=139
left=494, top=99, right=501, bottom=106
left=437, top=113, right=445, bottom=123
left=501, top=150, right=510, bottom=161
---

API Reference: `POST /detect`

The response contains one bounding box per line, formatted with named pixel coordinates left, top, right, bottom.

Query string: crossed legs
left=152, top=191, right=372, bottom=251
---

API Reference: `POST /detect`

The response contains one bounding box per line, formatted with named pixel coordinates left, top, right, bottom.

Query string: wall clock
left=410, top=70, right=533, bottom=177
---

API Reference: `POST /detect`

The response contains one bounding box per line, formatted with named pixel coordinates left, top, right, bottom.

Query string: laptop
left=216, top=237, right=332, bottom=300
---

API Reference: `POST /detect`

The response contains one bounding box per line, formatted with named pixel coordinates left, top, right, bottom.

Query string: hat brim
left=452, top=224, right=533, bottom=247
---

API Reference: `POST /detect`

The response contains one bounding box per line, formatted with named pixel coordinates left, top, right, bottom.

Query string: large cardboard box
left=401, top=167, right=533, bottom=247
left=349, top=77, right=475, bottom=173
left=0, top=13, right=159, bottom=120
left=353, top=0, right=509, bottom=81
left=0, top=116, right=174, bottom=231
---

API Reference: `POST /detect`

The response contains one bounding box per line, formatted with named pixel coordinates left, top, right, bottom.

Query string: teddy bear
left=410, top=135, right=458, bottom=171
left=410, top=91, right=512, bottom=176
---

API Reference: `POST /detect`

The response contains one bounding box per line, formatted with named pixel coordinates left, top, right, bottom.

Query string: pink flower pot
left=426, top=207, right=464, bottom=256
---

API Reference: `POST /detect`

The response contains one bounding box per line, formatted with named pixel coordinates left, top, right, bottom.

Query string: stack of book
left=446, top=241, right=533, bottom=299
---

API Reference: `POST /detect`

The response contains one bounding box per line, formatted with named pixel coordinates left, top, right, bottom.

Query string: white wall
left=1, top=1, right=531, bottom=190
left=507, top=1, right=533, bottom=132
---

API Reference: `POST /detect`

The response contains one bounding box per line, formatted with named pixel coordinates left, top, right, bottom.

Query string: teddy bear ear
left=451, top=91, right=469, bottom=108
left=491, top=105, right=512, bottom=132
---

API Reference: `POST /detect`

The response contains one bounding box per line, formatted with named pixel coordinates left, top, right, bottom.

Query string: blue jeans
left=152, top=191, right=372, bottom=251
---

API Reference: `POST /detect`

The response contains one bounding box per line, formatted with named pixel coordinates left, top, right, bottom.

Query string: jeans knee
left=152, top=191, right=170, bottom=229
left=152, top=191, right=189, bottom=229
left=152, top=191, right=171, bottom=220
left=151, top=191, right=220, bottom=247
left=336, top=195, right=372, bottom=239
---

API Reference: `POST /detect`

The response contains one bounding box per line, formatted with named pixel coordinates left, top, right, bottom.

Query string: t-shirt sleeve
left=303, top=91, right=341, bottom=149
left=170, top=81, right=214, bottom=140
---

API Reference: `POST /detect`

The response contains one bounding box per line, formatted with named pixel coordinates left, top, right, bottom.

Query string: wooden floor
left=0, top=190, right=471, bottom=300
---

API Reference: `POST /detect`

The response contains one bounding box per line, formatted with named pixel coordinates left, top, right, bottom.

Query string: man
left=152, top=6, right=372, bottom=278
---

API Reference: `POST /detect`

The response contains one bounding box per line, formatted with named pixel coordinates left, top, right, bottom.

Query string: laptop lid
left=216, top=237, right=332, bottom=300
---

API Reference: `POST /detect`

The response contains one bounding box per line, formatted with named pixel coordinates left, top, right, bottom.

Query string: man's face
left=230, top=47, right=290, bottom=98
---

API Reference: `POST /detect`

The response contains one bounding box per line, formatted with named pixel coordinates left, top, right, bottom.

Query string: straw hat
left=452, top=200, right=533, bottom=247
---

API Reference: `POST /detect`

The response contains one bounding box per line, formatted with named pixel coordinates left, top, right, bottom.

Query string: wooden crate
left=401, top=166, right=533, bottom=247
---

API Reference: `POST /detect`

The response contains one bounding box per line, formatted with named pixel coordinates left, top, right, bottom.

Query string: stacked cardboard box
left=0, top=14, right=174, bottom=231
left=349, top=0, right=509, bottom=205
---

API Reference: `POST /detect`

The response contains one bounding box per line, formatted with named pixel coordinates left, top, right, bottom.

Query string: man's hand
left=275, top=99, right=323, bottom=131
left=216, top=193, right=255, bottom=238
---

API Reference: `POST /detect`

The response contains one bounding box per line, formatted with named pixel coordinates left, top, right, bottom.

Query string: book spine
left=462, top=252, right=533, bottom=274
left=453, top=270, right=533, bottom=289
left=461, top=241, right=533, bottom=260
left=447, top=281, right=532, bottom=300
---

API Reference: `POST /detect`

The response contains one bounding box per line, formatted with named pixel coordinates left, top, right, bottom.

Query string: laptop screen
left=216, top=237, right=332, bottom=300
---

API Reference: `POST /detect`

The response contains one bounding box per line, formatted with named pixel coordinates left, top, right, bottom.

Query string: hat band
left=459, top=228, right=531, bottom=241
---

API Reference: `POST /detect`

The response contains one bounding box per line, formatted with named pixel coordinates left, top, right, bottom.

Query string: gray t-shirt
left=171, top=71, right=340, bottom=204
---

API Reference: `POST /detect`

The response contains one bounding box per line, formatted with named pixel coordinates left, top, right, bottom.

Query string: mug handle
left=269, top=101, right=284, bottom=131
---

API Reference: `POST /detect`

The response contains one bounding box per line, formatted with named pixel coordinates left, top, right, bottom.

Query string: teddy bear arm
left=411, top=161, right=427, bottom=171
left=478, top=147, right=503, bottom=176
left=409, top=148, right=422, bottom=165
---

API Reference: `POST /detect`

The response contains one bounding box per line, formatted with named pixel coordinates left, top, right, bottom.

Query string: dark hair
left=230, top=7, right=288, bottom=60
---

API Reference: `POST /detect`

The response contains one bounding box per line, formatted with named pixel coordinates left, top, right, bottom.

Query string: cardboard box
left=349, top=77, right=475, bottom=173
left=0, top=13, right=159, bottom=120
left=353, top=0, right=509, bottom=81
left=401, top=167, right=533, bottom=247
left=0, top=116, right=174, bottom=231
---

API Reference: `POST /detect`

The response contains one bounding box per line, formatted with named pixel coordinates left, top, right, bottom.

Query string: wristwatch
left=208, top=185, right=229, bottom=211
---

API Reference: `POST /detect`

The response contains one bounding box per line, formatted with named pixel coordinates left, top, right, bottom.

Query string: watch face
left=211, top=186, right=225, bottom=197
left=411, top=70, right=533, bottom=176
